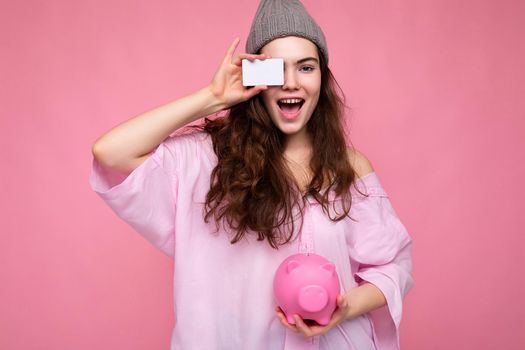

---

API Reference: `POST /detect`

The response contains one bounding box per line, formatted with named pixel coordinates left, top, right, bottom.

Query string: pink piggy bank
left=273, top=253, right=340, bottom=326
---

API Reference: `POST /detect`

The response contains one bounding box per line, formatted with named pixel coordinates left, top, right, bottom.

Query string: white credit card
left=242, top=58, right=284, bottom=86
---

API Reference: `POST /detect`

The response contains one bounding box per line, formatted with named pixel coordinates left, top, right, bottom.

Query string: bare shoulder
left=346, top=147, right=375, bottom=178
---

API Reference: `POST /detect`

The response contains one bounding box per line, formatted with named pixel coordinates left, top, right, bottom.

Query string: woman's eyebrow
left=296, top=57, right=319, bottom=64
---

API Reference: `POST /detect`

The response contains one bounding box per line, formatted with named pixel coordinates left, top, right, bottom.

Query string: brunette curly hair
left=194, top=51, right=364, bottom=249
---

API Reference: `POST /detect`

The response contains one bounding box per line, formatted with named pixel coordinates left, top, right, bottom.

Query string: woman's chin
left=269, top=108, right=312, bottom=137
left=275, top=123, right=307, bottom=136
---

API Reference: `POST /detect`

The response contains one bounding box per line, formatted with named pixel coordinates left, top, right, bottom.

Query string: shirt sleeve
left=348, top=173, right=414, bottom=350
left=88, top=133, right=197, bottom=258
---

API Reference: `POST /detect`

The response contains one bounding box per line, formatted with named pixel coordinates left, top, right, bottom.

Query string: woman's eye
left=300, top=66, right=314, bottom=72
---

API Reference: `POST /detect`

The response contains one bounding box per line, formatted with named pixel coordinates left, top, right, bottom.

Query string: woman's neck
left=283, top=131, right=313, bottom=192
left=283, top=129, right=312, bottom=159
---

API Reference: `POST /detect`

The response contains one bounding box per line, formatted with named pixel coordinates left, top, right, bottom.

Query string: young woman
left=89, top=1, right=413, bottom=349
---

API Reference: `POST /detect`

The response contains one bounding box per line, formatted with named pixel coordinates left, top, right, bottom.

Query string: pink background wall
left=1, top=0, right=523, bottom=349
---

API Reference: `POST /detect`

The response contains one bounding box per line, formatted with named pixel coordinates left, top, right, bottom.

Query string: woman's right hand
left=208, top=37, right=269, bottom=109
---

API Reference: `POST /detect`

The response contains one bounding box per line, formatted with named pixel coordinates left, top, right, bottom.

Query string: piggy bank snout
left=298, top=285, right=328, bottom=313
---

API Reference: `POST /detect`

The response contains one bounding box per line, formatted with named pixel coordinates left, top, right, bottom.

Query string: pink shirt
left=89, top=131, right=414, bottom=350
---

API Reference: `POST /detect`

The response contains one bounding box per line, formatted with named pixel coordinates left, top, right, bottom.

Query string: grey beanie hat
left=246, top=0, right=329, bottom=63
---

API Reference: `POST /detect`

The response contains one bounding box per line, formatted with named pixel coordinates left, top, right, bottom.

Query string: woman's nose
left=282, top=69, right=299, bottom=90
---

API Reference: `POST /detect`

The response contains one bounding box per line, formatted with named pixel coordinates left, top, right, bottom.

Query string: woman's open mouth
left=277, top=98, right=305, bottom=120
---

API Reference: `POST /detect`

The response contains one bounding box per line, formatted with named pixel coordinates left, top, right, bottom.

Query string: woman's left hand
left=275, top=294, right=353, bottom=337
